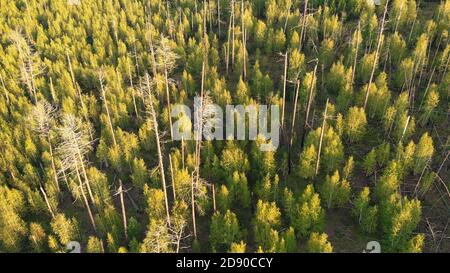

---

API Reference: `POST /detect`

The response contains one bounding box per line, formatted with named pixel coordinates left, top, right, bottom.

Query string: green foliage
left=320, top=170, right=351, bottom=208
left=352, top=188, right=378, bottom=234
left=0, top=0, right=445, bottom=254
left=344, top=107, right=367, bottom=143
left=307, top=232, right=333, bottom=253
left=210, top=210, right=242, bottom=252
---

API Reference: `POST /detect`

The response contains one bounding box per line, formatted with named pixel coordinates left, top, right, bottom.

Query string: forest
left=0, top=0, right=449, bottom=253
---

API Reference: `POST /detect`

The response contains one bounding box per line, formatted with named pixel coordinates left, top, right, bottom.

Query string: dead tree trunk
left=48, top=134, right=60, bottom=192
left=144, top=73, right=171, bottom=226
left=241, top=0, right=246, bottom=79
left=363, top=0, right=389, bottom=110
left=281, top=51, right=288, bottom=130
left=99, top=73, right=118, bottom=147
left=0, top=74, right=10, bottom=105
left=118, top=180, right=128, bottom=240
left=288, top=80, right=301, bottom=173
left=39, top=185, right=55, bottom=219
left=351, top=21, right=361, bottom=85
left=127, top=59, right=140, bottom=119
left=299, top=0, right=308, bottom=51
left=75, top=163, right=97, bottom=232
left=147, top=22, right=158, bottom=77
left=315, top=98, right=329, bottom=176
left=217, top=0, right=221, bottom=37
left=300, top=62, right=318, bottom=149
left=169, top=154, right=176, bottom=201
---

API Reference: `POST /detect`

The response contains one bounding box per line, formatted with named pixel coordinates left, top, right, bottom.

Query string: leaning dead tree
left=363, top=0, right=390, bottom=110
left=142, top=73, right=171, bottom=226
left=56, top=114, right=97, bottom=232
left=315, top=98, right=329, bottom=177
left=113, top=180, right=128, bottom=240
left=98, top=70, right=118, bottom=147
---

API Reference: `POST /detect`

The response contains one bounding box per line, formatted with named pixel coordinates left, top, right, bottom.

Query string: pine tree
left=352, top=188, right=378, bottom=234
left=344, top=107, right=367, bottom=142
left=210, top=210, right=241, bottom=252
left=320, top=170, right=351, bottom=208
left=413, top=133, right=434, bottom=175
left=307, top=232, right=333, bottom=253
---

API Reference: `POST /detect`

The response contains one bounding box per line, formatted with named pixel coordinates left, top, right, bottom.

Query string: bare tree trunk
left=73, top=135, right=95, bottom=204
left=217, top=0, right=221, bottom=37
left=363, top=0, right=389, bottom=110
left=299, top=0, right=308, bottom=51
left=191, top=173, right=197, bottom=238
left=49, top=77, right=57, bottom=103
left=48, top=134, right=60, bottom=192
left=241, top=0, right=246, bottom=79
left=226, top=11, right=232, bottom=75
left=144, top=73, right=171, bottom=226
left=127, top=59, right=140, bottom=119
left=99, top=74, right=118, bottom=147
left=169, top=154, right=176, bottom=201
left=75, top=163, right=97, bottom=232
left=181, top=136, right=185, bottom=169
left=147, top=22, right=158, bottom=77
left=231, top=0, right=235, bottom=66
left=400, top=115, right=411, bottom=142
left=300, top=62, right=318, bottom=148
left=315, top=98, right=329, bottom=176
left=212, top=183, right=216, bottom=212
left=0, top=74, right=10, bottom=105
left=118, top=180, right=128, bottom=240
left=394, top=1, right=405, bottom=33
left=351, top=21, right=361, bottom=85
left=281, top=51, right=288, bottom=130
left=162, top=64, right=174, bottom=140
left=288, top=80, right=301, bottom=173
left=39, top=185, right=55, bottom=219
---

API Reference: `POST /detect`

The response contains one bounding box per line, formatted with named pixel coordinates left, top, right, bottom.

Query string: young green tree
left=352, top=187, right=378, bottom=234
left=307, top=232, right=333, bottom=253
left=210, top=210, right=242, bottom=252
left=320, top=170, right=351, bottom=209
left=413, top=133, right=434, bottom=175
left=344, top=107, right=367, bottom=142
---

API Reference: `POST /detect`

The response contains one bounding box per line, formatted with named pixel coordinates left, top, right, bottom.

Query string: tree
left=413, top=133, right=434, bottom=175
left=87, top=236, right=104, bottom=253
left=344, top=107, right=367, bottom=142
left=253, top=200, right=281, bottom=251
left=50, top=213, right=80, bottom=248
left=0, top=186, right=27, bottom=252
left=419, top=85, right=439, bottom=125
left=210, top=210, right=241, bottom=252
left=156, top=36, right=179, bottom=138
left=291, top=185, right=325, bottom=237
left=363, top=149, right=377, bottom=176
left=352, top=188, right=378, bottom=234
left=56, top=114, right=97, bottom=231
left=229, top=241, right=246, bottom=253
left=298, top=145, right=317, bottom=179
left=307, top=232, right=333, bottom=253
left=379, top=195, right=422, bottom=252
left=140, top=219, right=173, bottom=253
left=142, top=73, right=171, bottom=226
left=320, top=170, right=351, bottom=208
